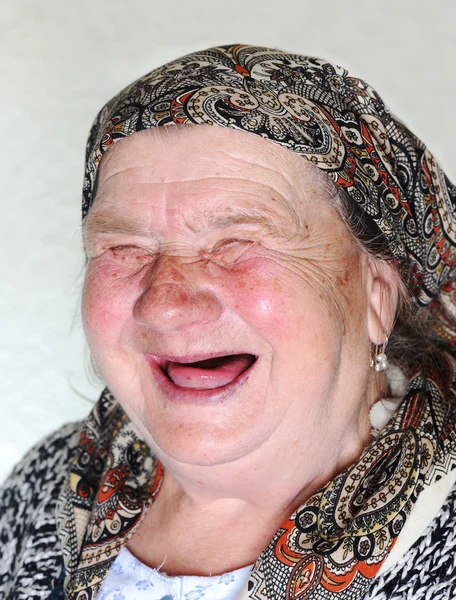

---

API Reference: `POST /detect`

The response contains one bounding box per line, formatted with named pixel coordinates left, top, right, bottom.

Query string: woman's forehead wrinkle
left=176, top=180, right=304, bottom=236
left=92, top=125, right=339, bottom=245
left=94, top=166, right=306, bottom=240
left=208, top=147, right=333, bottom=233
left=213, top=146, right=304, bottom=198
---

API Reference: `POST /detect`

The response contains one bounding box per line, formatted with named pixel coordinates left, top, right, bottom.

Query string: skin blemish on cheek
left=258, top=297, right=274, bottom=316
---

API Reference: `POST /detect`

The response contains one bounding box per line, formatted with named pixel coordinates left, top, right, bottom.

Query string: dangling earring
left=370, top=336, right=388, bottom=373
left=370, top=336, right=389, bottom=372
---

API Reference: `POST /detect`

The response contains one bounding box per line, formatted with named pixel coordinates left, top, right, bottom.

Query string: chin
left=132, top=408, right=266, bottom=468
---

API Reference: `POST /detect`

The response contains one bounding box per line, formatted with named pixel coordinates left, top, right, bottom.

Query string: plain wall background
left=1, top=0, right=455, bottom=483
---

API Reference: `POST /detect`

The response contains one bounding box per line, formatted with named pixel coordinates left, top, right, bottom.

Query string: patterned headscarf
left=59, top=45, right=456, bottom=599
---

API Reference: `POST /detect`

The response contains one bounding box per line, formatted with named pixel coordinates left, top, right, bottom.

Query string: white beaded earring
left=370, top=335, right=389, bottom=372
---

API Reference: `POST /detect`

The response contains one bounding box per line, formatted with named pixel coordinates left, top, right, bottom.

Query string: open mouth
left=152, top=353, right=257, bottom=390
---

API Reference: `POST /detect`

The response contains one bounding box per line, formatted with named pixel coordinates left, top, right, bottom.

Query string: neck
left=127, top=423, right=369, bottom=576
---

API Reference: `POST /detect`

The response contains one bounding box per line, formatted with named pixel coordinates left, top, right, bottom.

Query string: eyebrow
left=82, top=213, right=150, bottom=249
left=185, top=206, right=300, bottom=237
left=82, top=202, right=303, bottom=249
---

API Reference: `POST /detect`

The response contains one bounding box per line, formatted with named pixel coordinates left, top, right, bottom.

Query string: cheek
left=81, top=262, right=141, bottom=345
left=219, top=254, right=364, bottom=358
left=219, top=259, right=315, bottom=340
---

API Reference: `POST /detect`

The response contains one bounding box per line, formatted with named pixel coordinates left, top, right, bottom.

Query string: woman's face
left=82, top=125, right=378, bottom=477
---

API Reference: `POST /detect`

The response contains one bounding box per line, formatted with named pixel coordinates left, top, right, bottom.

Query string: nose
left=133, top=256, right=223, bottom=332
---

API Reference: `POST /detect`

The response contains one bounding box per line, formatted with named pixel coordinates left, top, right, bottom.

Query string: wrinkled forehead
left=96, top=124, right=331, bottom=195
left=91, top=125, right=339, bottom=240
left=84, top=124, right=357, bottom=259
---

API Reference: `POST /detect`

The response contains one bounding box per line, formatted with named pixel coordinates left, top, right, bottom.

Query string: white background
left=1, top=0, right=455, bottom=483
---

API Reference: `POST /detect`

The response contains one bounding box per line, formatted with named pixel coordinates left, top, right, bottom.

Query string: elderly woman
left=1, top=45, right=456, bottom=600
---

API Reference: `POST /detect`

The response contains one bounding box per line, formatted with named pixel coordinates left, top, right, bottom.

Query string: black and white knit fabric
left=367, top=490, right=456, bottom=600
left=1, top=423, right=455, bottom=600
left=0, top=423, right=81, bottom=600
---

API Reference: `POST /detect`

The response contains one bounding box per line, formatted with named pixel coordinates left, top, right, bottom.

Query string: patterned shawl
left=59, top=45, right=456, bottom=599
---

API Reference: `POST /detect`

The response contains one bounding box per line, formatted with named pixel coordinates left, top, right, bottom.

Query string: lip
left=144, top=352, right=257, bottom=403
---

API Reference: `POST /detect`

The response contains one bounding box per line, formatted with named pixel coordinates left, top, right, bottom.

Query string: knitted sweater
left=1, top=423, right=455, bottom=600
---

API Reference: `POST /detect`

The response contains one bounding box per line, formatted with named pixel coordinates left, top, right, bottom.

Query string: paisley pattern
left=58, top=44, right=456, bottom=599
left=58, top=391, right=163, bottom=598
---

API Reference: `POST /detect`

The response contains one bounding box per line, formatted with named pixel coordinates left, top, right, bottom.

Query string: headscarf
left=59, top=45, right=456, bottom=600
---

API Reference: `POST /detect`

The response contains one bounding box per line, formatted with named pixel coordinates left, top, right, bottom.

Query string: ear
left=367, top=258, right=400, bottom=345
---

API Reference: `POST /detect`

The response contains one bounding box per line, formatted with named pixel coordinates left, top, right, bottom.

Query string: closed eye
left=212, top=238, right=255, bottom=250
left=105, top=244, right=158, bottom=267
left=110, top=244, right=143, bottom=252
left=209, top=239, right=257, bottom=264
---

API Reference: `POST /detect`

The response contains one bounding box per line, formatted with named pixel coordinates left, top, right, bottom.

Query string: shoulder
left=0, top=421, right=82, bottom=513
left=367, top=483, right=456, bottom=599
left=0, top=421, right=82, bottom=599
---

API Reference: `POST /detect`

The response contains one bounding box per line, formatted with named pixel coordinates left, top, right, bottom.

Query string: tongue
left=167, top=354, right=255, bottom=389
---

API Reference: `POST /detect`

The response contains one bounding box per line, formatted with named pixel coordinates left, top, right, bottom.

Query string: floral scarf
left=59, top=45, right=456, bottom=599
